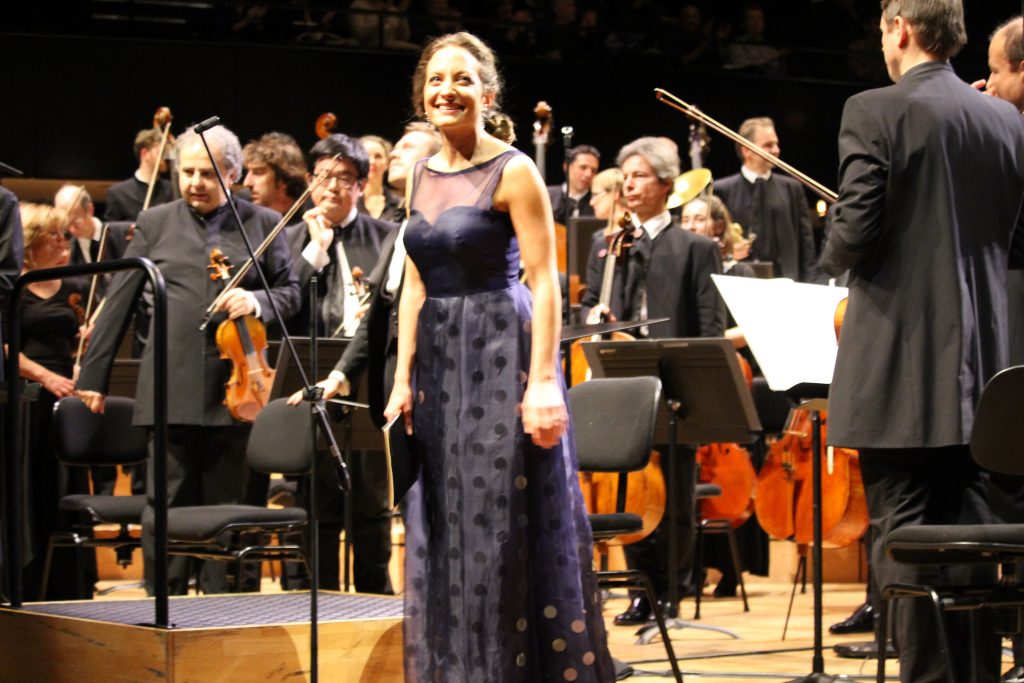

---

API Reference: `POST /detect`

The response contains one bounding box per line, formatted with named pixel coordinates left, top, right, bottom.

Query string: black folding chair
left=569, top=376, right=683, bottom=682
left=43, top=396, right=149, bottom=599
left=876, top=365, right=1024, bottom=683
left=165, top=398, right=313, bottom=591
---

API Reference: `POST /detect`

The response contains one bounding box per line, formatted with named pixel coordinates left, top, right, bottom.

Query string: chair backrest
left=569, top=376, right=662, bottom=472
left=247, top=398, right=316, bottom=475
left=971, top=364, right=1024, bottom=476
left=53, top=396, right=149, bottom=467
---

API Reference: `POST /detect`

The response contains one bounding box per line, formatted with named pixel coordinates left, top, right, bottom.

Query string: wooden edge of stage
left=0, top=593, right=404, bottom=683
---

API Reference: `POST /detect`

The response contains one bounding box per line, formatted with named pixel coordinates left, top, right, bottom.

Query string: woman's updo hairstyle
left=411, top=32, right=516, bottom=144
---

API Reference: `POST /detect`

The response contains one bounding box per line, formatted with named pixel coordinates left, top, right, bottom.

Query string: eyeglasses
left=320, top=173, right=359, bottom=190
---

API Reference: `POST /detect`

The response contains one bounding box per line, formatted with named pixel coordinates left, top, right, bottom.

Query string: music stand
left=584, top=338, right=761, bottom=640
left=711, top=275, right=849, bottom=682
left=270, top=338, right=383, bottom=592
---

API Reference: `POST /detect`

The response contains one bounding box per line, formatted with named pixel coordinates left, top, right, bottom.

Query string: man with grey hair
left=715, top=116, right=822, bottom=283
left=581, top=136, right=724, bottom=625
left=76, top=124, right=301, bottom=595
left=54, top=185, right=132, bottom=270
left=819, top=1, right=1024, bottom=680
left=104, top=127, right=175, bottom=222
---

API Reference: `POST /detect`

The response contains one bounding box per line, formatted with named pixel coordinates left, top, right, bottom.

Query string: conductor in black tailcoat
left=104, top=127, right=174, bottom=222
left=581, top=136, right=724, bottom=625
left=819, top=3, right=1024, bottom=680
left=715, top=117, right=823, bottom=283
left=76, top=125, right=300, bottom=595
left=282, top=132, right=396, bottom=594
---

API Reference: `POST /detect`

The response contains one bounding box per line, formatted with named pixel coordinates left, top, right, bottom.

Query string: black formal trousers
left=140, top=425, right=253, bottom=595
left=624, top=445, right=697, bottom=600
left=860, top=446, right=999, bottom=683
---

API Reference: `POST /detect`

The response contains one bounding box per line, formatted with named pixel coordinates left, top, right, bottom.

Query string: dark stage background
left=0, top=4, right=1002, bottom=192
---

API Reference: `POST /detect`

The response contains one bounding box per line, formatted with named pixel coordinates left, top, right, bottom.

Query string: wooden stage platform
left=0, top=579, right=1011, bottom=681
left=0, top=592, right=403, bottom=682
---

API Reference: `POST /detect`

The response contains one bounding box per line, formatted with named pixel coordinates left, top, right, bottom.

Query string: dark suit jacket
left=0, top=187, right=24, bottom=375
left=580, top=220, right=725, bottom=339
left=334, top=226, right=404, bottom=427
left=69, top=221, right=132, bottom=266
left=103, top=176, right=173, bottom=222
left=716, top=171, right=823, bottom=283
left=79, top=198, right=300, bottom=426
left=284, top=212, right=395, bottom=336
left=820, top=61, right=1024, bottom=448
left=547, top=185, right=594, bottom=224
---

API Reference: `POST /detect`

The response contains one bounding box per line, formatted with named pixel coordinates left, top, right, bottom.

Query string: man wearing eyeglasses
left=284, top=133, right=395, bottom=339
left=282, top=132, right=397, bottom=597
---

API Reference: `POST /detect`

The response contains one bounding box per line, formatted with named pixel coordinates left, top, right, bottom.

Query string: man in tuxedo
left=581, top=136, right=724, bottom=624
left=284, top=133, right=394, bottom=339
left=819, top=2, right=1024, bottom=679
left=242, top=132, right=308, bottom=218
left=716, top=117, right=823, bottom=283
left=283, top=131, right=395, bottom=593
left=288, top=125, right=441, bottom=592
left=103, top=127, right=174, bottom=222
left=547, top=144, right=600, bottom=225
left=76, top=124, right=300, bottom=595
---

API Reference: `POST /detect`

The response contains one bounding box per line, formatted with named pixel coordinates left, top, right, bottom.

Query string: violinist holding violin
left=819, top=2, right=1024, bottom=679
left=76, top=124, right=300, bottom=596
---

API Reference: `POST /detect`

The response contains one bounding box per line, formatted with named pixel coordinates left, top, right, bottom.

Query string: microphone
left=193, top=116, right=221, bottom=134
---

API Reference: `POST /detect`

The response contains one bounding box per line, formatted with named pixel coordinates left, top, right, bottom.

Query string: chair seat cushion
left=60, top=494, right=147, bottom=524
left=589, top=512, right=643, bottom=540
left=696, top=483, right=722, bottom=499
left=168, top=505, right=308, bottom=543
left=887, top=523, right=1024, bottom=565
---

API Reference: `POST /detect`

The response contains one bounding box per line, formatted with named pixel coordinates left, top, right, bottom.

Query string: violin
left=207, top=249, right=275, bottom=422
left=568, top=205, right=638, bottom=386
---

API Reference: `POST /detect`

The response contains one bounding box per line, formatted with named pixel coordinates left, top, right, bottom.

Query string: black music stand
left=584, top=338, right=761, bottom=641
left=271, top=338, right=382, bottom=593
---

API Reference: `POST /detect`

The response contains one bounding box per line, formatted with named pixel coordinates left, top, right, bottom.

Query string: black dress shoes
left=614, top=596, right=652, bottom=626
left=829, top=601, right=875, bottom=634
left=657, top=598, right=679, bottom=619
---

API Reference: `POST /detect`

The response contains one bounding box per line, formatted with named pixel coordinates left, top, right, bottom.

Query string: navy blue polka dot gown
left=401, top=150, right=614, bottom=683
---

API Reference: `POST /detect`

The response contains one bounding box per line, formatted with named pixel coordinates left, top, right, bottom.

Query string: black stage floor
left=20, top=591, right=403, bottom=628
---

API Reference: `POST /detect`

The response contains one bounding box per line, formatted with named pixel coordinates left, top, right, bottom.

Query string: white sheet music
left=712, top=275, right=849, bottom=391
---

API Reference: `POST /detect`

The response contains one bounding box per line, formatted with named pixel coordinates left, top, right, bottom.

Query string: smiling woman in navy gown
left=383, top=31, right=614, bottom=683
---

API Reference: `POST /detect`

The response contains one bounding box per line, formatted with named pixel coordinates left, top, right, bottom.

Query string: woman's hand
left=41, top=370, right=76, bottom=399
left=521, top=378, right=567, bottom=449
left=585, top=303, right=615, bottom=325
left=384, top=380, right=414, bottom=435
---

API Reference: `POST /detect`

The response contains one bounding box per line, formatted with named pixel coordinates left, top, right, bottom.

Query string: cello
left=207, top=249, right=275, bottom=422
left=754, top=296, right=868, bottom=548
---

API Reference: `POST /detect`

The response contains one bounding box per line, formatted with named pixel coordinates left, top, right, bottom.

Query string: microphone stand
left=560, top=126, right=575, bottom=386
left=194, top=118, right=349, bottom=683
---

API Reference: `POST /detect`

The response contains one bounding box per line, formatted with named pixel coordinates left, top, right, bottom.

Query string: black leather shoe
left=829, top=601, right=874, bottom=634
left=614, top=596, right=652, bottom=626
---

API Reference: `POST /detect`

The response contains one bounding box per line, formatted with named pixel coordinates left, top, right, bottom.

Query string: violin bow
left=199, top=153, right=344, bottom=330
left=654, top=88, right=838, bottom=203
